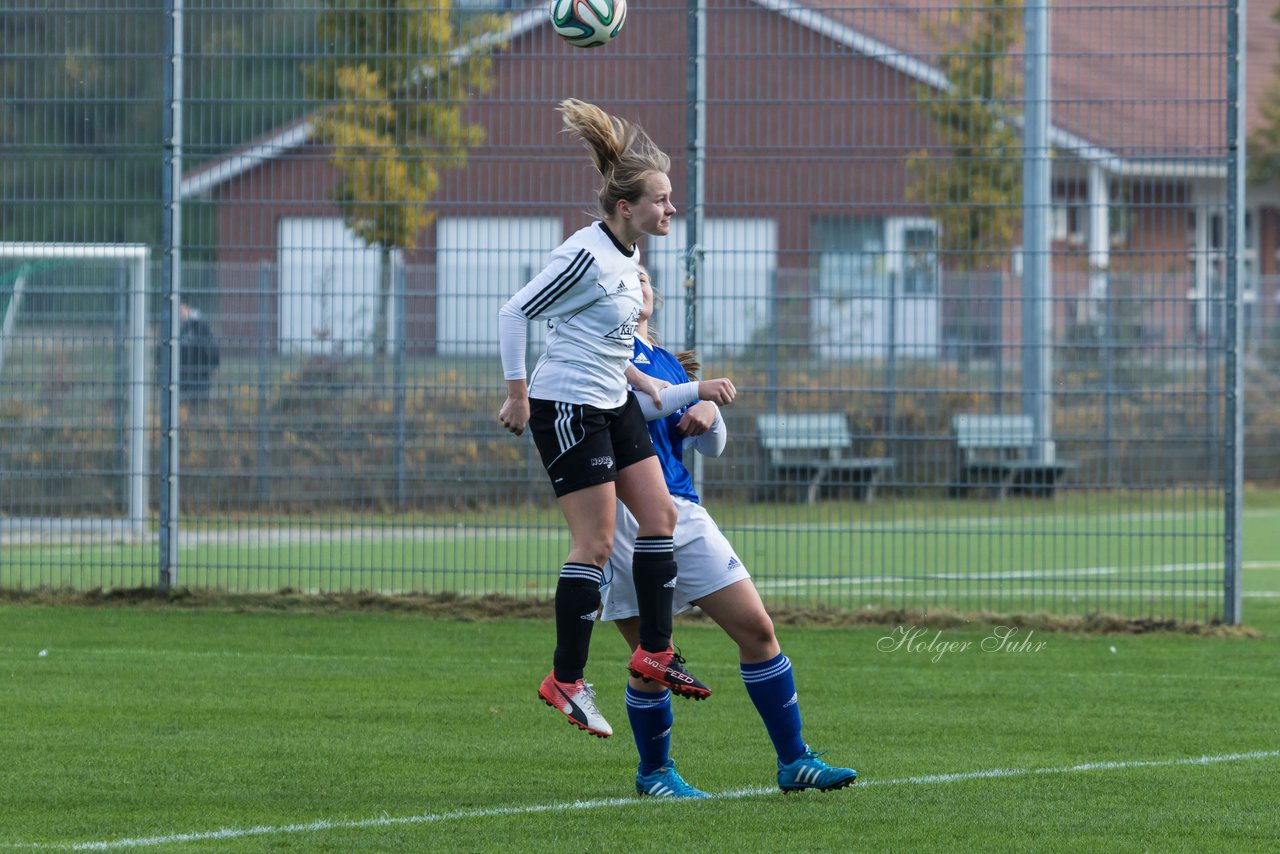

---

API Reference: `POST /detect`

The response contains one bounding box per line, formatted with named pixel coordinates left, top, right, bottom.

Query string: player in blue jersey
left=602, top=268, right=859, bottom=796
left=498, top=100, right=735, bottom=739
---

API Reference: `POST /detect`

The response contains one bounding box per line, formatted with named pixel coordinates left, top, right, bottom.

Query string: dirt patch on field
left=0, top=586, right=1261, bottom=637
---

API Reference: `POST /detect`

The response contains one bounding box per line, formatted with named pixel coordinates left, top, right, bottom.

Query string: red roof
left=808, top=0, right=1276, bottom=159
left=183, top=0, right=1270, bottom=195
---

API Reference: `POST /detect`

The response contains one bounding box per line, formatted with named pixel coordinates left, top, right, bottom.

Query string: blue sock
left=741, top=653, right=806, bottom=765
left=626, top=684, right=672, bottom=775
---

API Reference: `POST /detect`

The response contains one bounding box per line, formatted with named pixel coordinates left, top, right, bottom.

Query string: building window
left=1108, top=202, right=1133, bottom=246
left=1050, top=204, right=1085, bottom=245
left=1051, top=185, right=1131, bottom=246
left=813, top=217, right=886, bottom=297
left=1207, top=209, right=1256, bottom=288
left=812, top=217, right=937, bottom=297
left=898, top=220, right=940, bottom=295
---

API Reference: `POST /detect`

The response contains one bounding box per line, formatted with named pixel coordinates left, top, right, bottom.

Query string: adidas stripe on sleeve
left=499, top=246, right=595, bottom=384
left=499, top=222, right=646, bottom=410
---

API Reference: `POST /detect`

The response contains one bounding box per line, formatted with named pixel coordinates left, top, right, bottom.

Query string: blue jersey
left=630, top=337, right=699, bottom=503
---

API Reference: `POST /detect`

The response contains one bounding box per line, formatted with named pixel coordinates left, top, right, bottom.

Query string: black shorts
left=528, top=395, right=656, bottom=497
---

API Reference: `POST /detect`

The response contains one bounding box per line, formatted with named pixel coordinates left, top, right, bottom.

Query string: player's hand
left=631, top=372, right=670, bottom=409
left=499, top=396, right=530, bottom=436
left=697, top=378, right=736, bottom=406
left=677, top=401, right=718, bottom=437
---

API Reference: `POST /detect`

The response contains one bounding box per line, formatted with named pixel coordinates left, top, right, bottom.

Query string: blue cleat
left=636, top=760, right=711, bottom=798
left=777, top=747, right=857, bottom=793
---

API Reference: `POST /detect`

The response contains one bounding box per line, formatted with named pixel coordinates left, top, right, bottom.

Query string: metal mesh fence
left=0, top=0, right=1263, bottom=622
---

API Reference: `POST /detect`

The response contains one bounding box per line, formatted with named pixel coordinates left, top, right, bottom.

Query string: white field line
left=754, top=585, right=1280, bottom=600
left=731, top=506, right=1280, bottom=533
left=5, top=750, right=1277, bottom=851
left=758, top=562, right=1218, bottom=586
left=211, top=586, right=1280, bottom=599
left=389, top=560, right=1280, bottom=599
left=0, top=646, right=408, bottom=663
left=9, top=505, right=1280, bottom=548
left=3, top=645, right=1275, bottom=683
left=10, top=558, right=1266, bottom=600
left=753, top=560, right=1279, bottom=588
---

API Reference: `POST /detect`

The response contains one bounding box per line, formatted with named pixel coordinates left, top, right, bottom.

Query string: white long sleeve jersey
left=498, top=222, right=644, bottom=409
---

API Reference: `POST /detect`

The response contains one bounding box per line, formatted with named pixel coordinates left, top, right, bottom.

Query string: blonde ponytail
left=558, top=99, right=671, bottom=219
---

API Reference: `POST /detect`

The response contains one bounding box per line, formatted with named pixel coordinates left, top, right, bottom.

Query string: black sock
left=552, top=563, right=603, bottom=683
left=633, top=536, right=676, bottom=652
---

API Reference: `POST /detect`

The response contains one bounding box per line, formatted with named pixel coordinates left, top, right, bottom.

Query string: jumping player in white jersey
left=498, top=100, right=736, bottom=739
left=602, top=269, right=859, bottom=796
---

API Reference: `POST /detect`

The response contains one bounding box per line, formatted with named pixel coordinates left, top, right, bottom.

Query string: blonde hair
left=673, top=349, right=701, bottom=380
left=558, top=99, right=671, bottom=219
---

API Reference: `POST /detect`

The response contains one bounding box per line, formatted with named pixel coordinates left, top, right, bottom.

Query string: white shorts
left=600, top=496, right=750, bottom=622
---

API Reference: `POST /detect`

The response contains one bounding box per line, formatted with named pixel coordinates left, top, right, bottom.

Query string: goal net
left=0, top=244, right=151, bottom=544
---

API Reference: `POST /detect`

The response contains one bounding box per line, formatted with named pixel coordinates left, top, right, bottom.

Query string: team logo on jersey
left=605, top=307, right=641, bottom=343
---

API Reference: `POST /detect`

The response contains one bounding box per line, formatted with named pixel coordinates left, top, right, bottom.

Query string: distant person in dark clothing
left=158, top=302, right=221, bottom=406
left=179, top=303, right=220, bottom=404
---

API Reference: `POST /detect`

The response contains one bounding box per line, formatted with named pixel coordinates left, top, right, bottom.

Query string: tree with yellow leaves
left=304, top=0, right=507, bottom=356
left=908, top=0, right=1023, bottom=273
left=1249, top=4, right=1280, bottom=186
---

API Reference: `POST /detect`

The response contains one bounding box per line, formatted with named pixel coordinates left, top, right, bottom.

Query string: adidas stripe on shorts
left=527, top=395, right=655, bottom=498
left=600, top=495, right=750, bottom=621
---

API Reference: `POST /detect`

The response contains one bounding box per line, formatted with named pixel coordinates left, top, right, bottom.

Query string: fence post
left=394, top=256, right=407, bottom=510
left=1101, top=276, right=1115, bottom=486
left=1021, top=0, right=1053, bottom=465
left=115, top=265, right=128, bottom=487
left=257, top=261, right=272, bottom=509
left=1224, top=0, right=1245, bottom=625
left=159, top=0, right=184, bottom=591
left=685, top=0, right=706, bottom=494
left=684, top=0, right=705, bottom=355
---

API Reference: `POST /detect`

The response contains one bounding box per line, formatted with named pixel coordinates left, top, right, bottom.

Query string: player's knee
left=646, top=501, right=676, bottom=533
left=624, top=490, right=677, bottom=536
left=739, top=614, right=778, bottom=656
left=582, top=533, right=615, bottom=568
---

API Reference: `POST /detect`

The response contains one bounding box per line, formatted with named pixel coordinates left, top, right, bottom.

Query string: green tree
left=1248, top=3, right=1280, bottom=185
left=0, top=2, right=165, bottom=245
left=907, top=0, right=1024, bottom=272
left=0, top=1, right=315, bottom=254
left=304, top=0, right=507, bottom=357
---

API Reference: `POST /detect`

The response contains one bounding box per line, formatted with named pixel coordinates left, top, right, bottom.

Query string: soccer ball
left=550, top=0, right=627, bottom=49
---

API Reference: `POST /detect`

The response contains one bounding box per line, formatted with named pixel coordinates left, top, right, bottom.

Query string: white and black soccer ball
left=549, top=0, right=627, bottom=49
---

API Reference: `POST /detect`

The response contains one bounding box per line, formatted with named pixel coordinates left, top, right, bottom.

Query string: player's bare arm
left=626, top=363, right=667, bottom=408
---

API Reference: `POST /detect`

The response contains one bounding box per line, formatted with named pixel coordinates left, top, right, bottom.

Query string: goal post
left=0, top=243, right=151, bottom=537
left=0, top=264, right=31, bottom=375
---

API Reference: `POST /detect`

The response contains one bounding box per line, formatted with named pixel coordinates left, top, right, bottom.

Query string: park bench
left=756, top=412, right=894, bottom=504
left=950, top=414, right=1077, bottom=499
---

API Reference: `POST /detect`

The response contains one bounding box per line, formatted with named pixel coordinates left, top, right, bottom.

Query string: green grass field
left=4, top=491, right=1273, bottom=623
left=1, top=592, right=1278, bottom=852
left=2, top=494, right=1279, bottom=851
